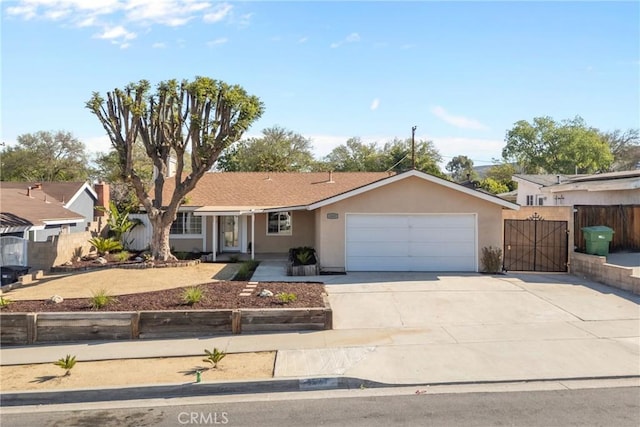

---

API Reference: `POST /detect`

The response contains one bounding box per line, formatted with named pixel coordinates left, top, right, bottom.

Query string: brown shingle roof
left=160, top=172, right=394, bottom=208
left=0, top=182, right=86, bottom=229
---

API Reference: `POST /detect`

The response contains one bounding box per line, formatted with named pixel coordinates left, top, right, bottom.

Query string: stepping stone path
left=239, top=282, right=258, bottom=297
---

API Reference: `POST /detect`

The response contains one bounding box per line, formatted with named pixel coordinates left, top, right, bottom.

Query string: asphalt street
left=1, top=386, right=638, bottom=427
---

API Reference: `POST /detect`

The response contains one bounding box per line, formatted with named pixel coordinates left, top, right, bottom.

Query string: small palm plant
left=203, top=348, right=226, bottom=369
left=54, top=354, right=77, bottom=376
left=88, top=236, right=123, bottom=256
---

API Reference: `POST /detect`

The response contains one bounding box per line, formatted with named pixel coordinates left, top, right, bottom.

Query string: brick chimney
left=94, top=182, right=110, bottom=217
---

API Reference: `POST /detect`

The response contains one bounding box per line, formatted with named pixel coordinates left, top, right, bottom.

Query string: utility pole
left=411, top=126, right=417, bottom=170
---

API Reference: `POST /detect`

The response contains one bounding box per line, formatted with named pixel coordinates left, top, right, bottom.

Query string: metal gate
left=503, top=214, right=568, bottom=272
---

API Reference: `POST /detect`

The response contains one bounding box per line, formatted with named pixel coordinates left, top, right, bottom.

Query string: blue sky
left=1, top=1, right=639, bottom=168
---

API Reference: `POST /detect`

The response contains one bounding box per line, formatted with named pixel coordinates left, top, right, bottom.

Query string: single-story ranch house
left=132, top=170, right=519, bottom=272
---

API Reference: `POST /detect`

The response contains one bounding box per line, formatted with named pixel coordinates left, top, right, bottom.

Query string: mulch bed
left=1, top=282, right=326, bottom=313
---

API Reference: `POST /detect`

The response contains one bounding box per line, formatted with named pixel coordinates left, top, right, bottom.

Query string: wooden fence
left=574, top=205, right=640, bottom=252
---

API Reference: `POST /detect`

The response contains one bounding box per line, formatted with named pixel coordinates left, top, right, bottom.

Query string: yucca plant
left=54, top=354, right=77, bottom=376
left=276, top=292, right=297, bottom=304
left=0, top=296, right=12, bottom=308
left=88, top=236, right=123, bottom=256
left=182, top=286, right=204, bottom=305
left=203, top=348, right=226, bottom=369
left=90, top=288, right=116, bottom=309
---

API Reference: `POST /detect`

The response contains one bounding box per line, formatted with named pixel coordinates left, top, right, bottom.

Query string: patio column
left=212, top=215, right=217, bottom=262
left=251, top=212, right=255, bottom=260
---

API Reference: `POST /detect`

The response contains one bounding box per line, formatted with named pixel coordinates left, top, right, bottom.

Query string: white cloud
left=298, top=36, right=308, bottom=44
left=370, top=98, right=380, bottom=111
left=430, top=106, right=490, bottom=131
left=330, top=32, right=361, bottom=48
left=6, top=0, right=237, bottom=45
left=206, top=37, right=228, bottom=47
left=152, top=42, right=166, bottom=48
left=203, top=2, right=233, bottom=23
left=95, top=25, right=137, bottom=40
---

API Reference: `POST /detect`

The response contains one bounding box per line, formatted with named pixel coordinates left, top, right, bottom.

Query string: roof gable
left=308, top=170, right=519, bottom=210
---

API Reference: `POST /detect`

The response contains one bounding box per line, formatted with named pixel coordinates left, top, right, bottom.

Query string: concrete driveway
left=273, top=270, right=640, bottom=385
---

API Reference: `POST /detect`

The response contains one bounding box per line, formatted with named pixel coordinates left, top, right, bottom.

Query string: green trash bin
left=581, top=226, right=614, bottom=256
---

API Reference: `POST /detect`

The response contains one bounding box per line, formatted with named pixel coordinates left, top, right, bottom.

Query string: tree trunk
left=149, top=215, right=176, bottom=261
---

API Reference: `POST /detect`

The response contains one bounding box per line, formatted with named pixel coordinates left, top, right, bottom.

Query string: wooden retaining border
left=0, top=297, right=332, bottom=346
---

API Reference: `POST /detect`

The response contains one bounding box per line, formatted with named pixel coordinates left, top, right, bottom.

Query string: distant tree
left=446, top=155, right=476, bottom=182
left=484, top=163, right=517, bottom=191
left=92, top=142, right=155, bottom=212
left=477, top=177, right=510, bottom=194
left=0, top=130, right=90, bottom=181
left=217, top=126, right=315, bottom=172
left=502, top=116, right=613, bottom=174
left=324, top=137, right=383, bottom=171
left=599, top=128, right=640, bottom=171
left=87, top=77, right=263, bottom=261
left=380, top=138, right=444, bottom=177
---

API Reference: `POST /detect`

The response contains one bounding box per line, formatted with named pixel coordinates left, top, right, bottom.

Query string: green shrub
left=276, top=292, right=297, bottom=304
left=203, top=348, right=226, bottom=369
left=228, top=254, right=240, bottom=263
left=88, top=237, right=123, bottom=256
left=182, top=286, right=204, bottom=305
left=481, top=246, right=503, bottom=273
left=90, top=288, right=116, bottom=309
left=54, top=354, right=77, bottom=376
left=289, top=246, right=317, bottom=265
left=174, top=251, right=190, bottom=260
left=0, top=296, right=12, bottom=308
left=114, top=251, right=130, bottom=262
left=234, top=260, right=260, bottom=281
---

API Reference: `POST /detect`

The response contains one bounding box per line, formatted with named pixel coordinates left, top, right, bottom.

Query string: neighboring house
left=135, top=170, right=519, bottom=272
left=0, top=181, right=106, bottom=241
left=513, top=171, right=640, bottom=206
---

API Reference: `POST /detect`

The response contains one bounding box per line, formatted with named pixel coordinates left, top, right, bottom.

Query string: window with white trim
left=267, top=211, right=292, bottom=235
left=170, top=212, right=202, bottom=235
left=526, top=195, right=534, bottom=206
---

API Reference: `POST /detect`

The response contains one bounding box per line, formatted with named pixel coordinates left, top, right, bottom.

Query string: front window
left=526, top=195, right=534, bottom=206
left=267, top=211, right=292, bottom=235
left=170, top=212, right=202, bottom=235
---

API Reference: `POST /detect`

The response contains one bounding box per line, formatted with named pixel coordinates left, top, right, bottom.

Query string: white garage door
left=346, top=214, right=477, bottom=272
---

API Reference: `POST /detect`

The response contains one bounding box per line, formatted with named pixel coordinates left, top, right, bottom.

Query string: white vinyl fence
left=123, top=214, right=152, bottom=251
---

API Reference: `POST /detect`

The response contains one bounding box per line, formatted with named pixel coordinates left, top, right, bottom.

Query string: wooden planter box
left=0, top=297, right=332, bottom=345
left=286, top=263, right=320, bottom=276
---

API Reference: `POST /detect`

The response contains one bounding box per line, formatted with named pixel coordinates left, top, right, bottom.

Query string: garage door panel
left=349, top=215, right=409, bottom=227
left=348, top=242, right=408, bottom=257
left=409, top=242, right=475, bottom=257
left=409, top=256, right=476, bottom=272
left=346, top=214, right=477, bottom=272
left=347, top=227, right=409, bottom=243
left=348, top=256, right=413, bottom=272
left=409, top=227, right=474, bottom=242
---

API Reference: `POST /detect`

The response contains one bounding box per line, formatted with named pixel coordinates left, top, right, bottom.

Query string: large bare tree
left=86, top=77, right=264, bottom=260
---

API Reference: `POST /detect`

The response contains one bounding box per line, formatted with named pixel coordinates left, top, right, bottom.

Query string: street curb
left=2, top=375, right=639, bottom=407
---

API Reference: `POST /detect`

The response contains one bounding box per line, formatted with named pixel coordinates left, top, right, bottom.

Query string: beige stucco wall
left=252, top=211, right=315, bottom=253
left=170, top=238, right=204, bottom=253
left=316, top=176, right=509, bottom=271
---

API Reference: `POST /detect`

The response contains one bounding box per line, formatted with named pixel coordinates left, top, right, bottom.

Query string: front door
left=221, top=216, right=240, bottom=252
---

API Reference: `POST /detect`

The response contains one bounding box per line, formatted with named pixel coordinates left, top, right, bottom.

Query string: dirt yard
left=0, top=352, right=275, bottom=392
left=1, top=263, right=240, bottom=300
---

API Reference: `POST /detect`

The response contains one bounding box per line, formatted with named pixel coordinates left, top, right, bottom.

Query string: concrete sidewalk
left=2, top=271, right=638, bottom=389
